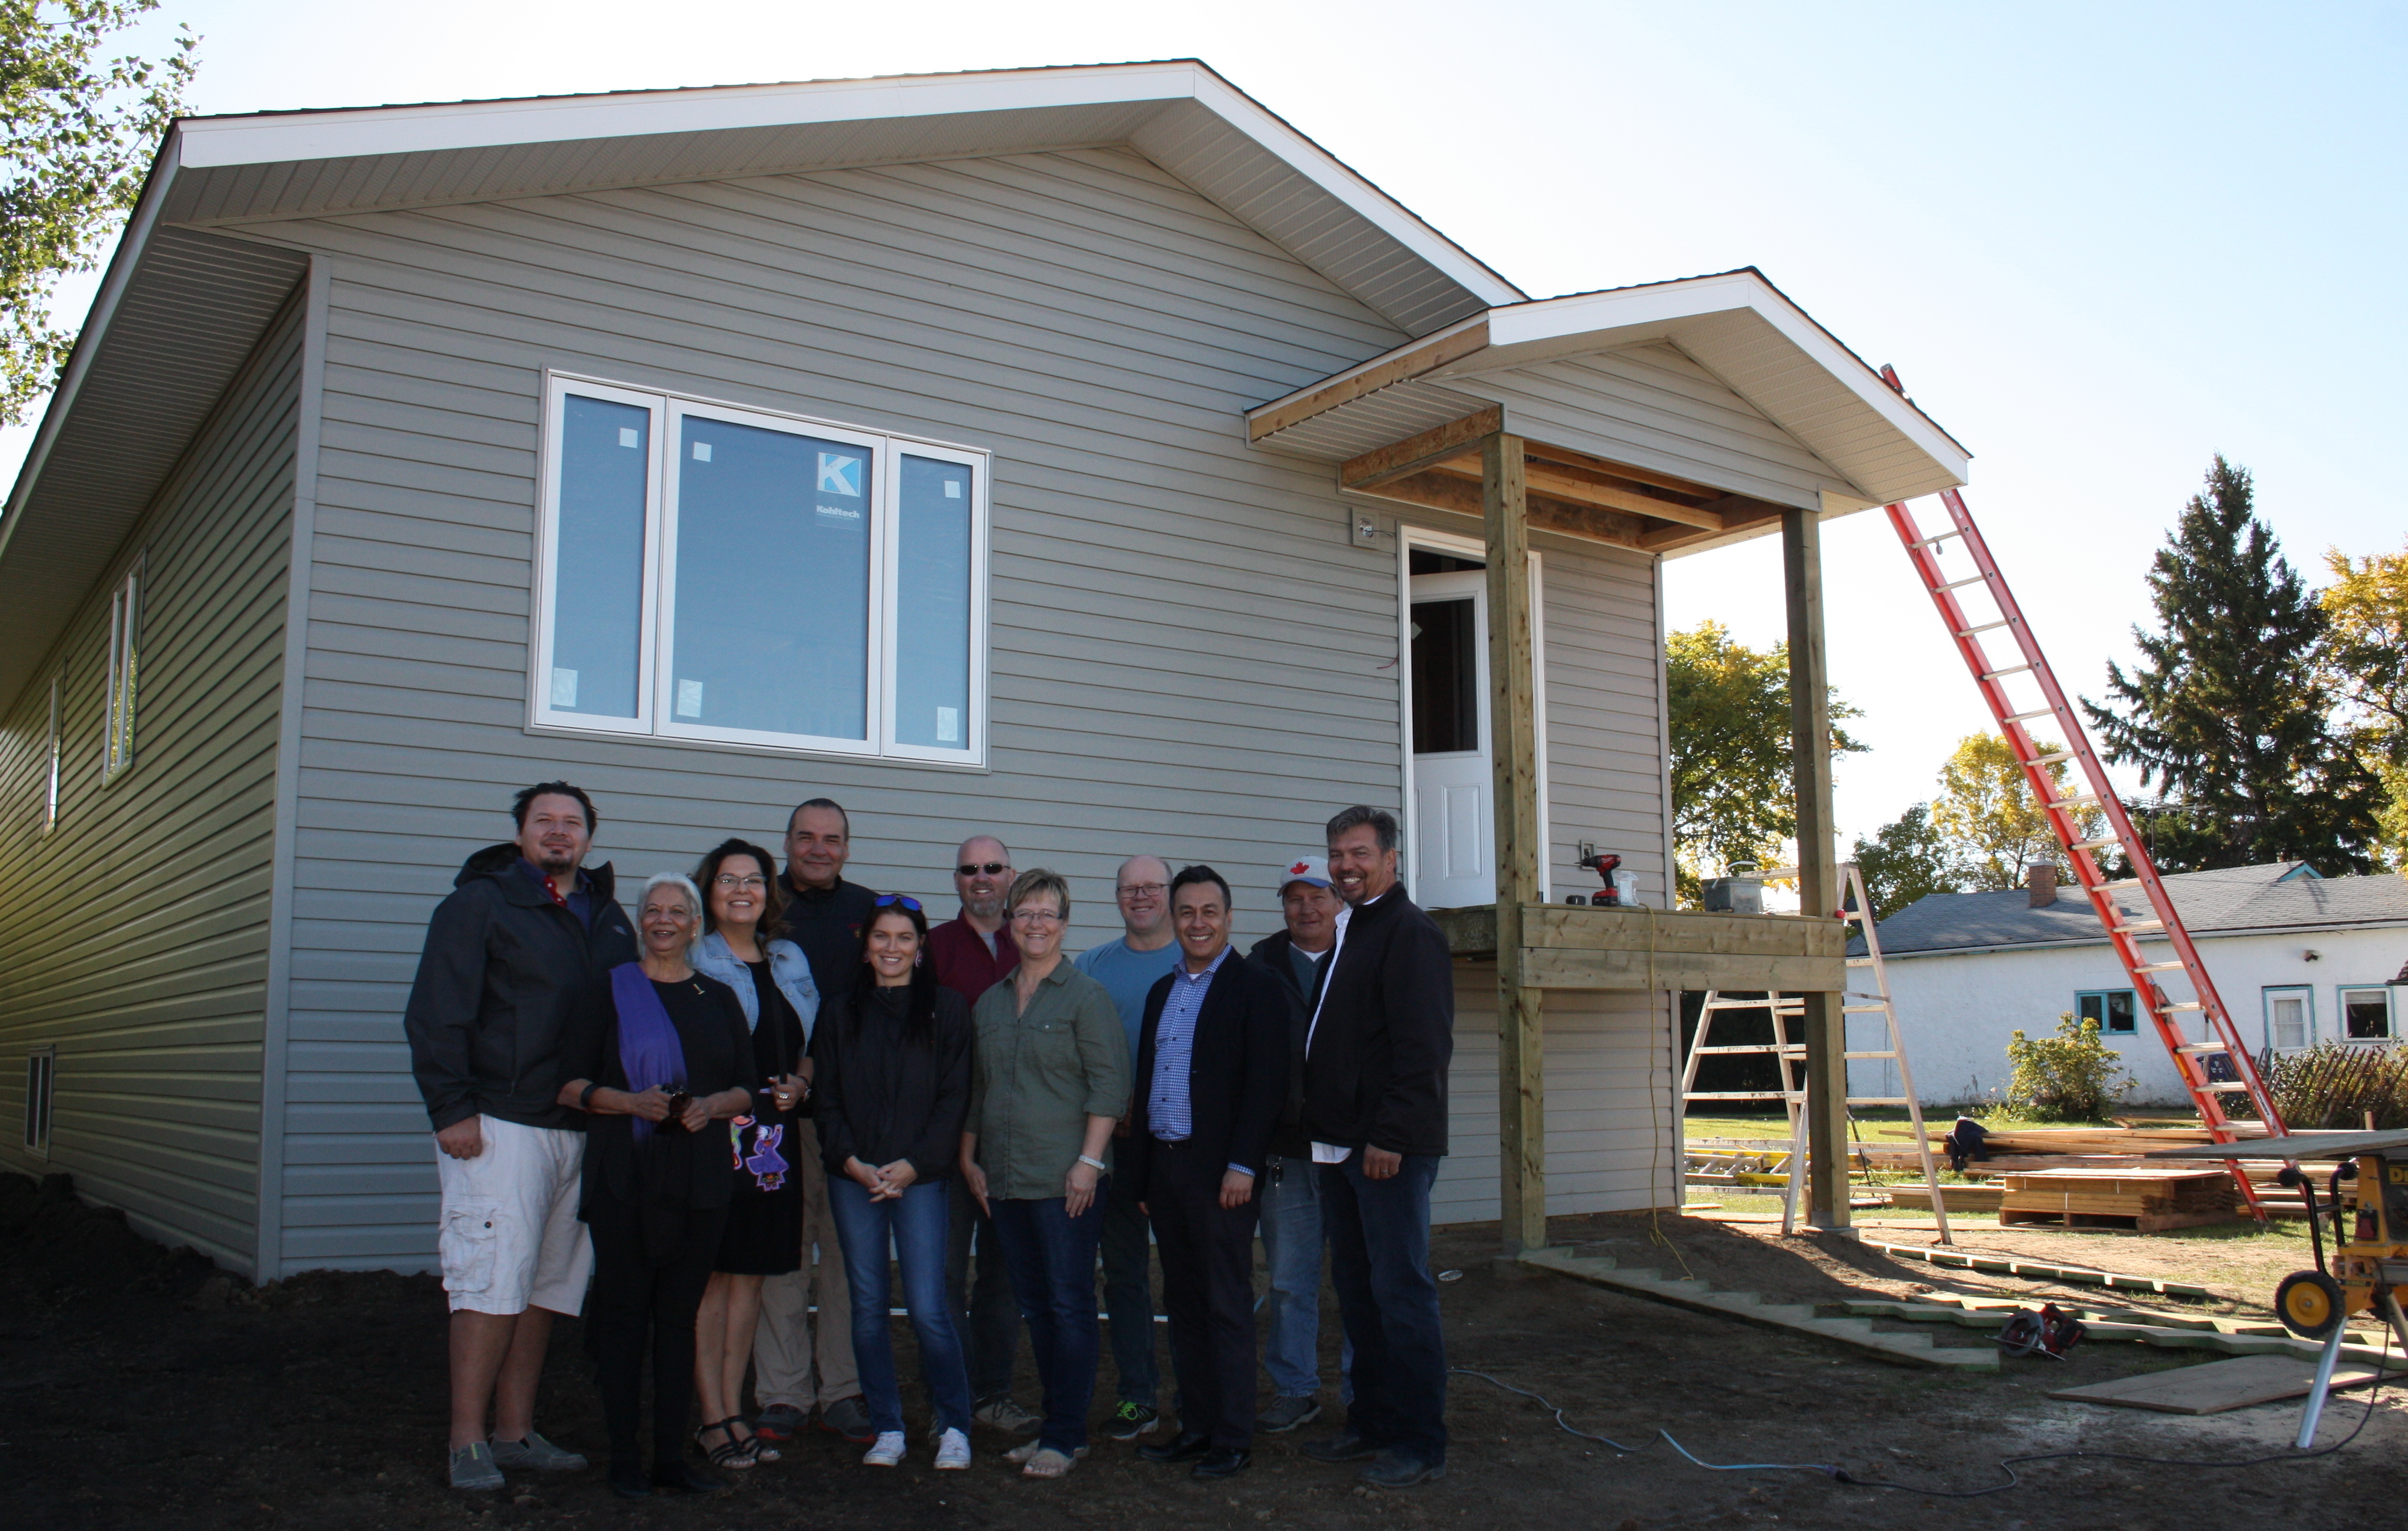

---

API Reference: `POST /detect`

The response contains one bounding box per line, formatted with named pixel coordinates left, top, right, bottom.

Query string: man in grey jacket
left=404, top=782, right=638, bottom=1490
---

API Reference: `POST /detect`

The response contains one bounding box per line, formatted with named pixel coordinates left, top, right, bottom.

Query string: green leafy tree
left=2, top=1, right=198, bottom=424
left=2080, top=457, right=2382, bottom=873
left=1849, top=802, right=1962, bottom=919
left=1665, top=619, right=1862, bottom=904
left=1929, top=732, right=2099, bottom=890
left=2320, top=541, right=2408, bottom=867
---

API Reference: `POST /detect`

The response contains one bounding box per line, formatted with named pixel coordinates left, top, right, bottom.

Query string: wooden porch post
left=1485, top=432, right=1547, bottom=1255
left=1782, top=508, right=1849, bottom=1230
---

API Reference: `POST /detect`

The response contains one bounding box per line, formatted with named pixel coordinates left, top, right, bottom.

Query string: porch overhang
left=1245, top=268, right=1971, bottom=557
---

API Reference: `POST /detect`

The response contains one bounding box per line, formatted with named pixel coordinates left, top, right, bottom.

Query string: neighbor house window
left=23, top=1048, right=54, bottom=1157
left=2264, top=986, right=2313, bottom=1051
left=103, top=566, right=139, bottom=780
left=2076, top=989, right=2136, bottom=1034
left=2340, top=987, right=2393, bottom=1041
left=530, top=376, right=988, bottom=763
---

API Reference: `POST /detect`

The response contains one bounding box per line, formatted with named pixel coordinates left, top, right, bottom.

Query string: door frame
left=1394, top=523, right=1551, bottom=905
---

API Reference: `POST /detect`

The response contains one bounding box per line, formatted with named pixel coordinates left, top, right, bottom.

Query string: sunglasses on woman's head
left=874, top=893, right=924, bottom=912
left=956, top=862, right=1008, bottom=877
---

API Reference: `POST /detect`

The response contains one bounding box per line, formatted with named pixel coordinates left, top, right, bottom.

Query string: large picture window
left=530, top=376, right=989, bottom=763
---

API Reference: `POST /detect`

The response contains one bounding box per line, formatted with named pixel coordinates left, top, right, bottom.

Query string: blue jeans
left=827, top=1177, right=975, bottom=1436
left=1320, top=1153, right=1446, bottom=1463
left=1256, top=1154, right=1325, bottom=1399
left=989, top=1191, right=1108, bottom=1454
left=1100, top=1170, right=1160, bottom=1406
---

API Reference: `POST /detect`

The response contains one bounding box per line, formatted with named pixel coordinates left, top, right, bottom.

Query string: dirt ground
left=7, top=1172, right=2405, bottom=1530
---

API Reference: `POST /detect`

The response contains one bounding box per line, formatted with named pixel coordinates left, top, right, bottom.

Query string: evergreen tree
left=2081, top=457, right=2382, bottom=873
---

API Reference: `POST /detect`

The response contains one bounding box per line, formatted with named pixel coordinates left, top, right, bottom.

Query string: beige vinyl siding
left=0, top=290, right=302, bottom=1273
left=1437, top=973, right=1678, bottom=1224
left=1539, top=541, right=1675, bottom=908
left=240, top=145, right=1440, bottom=1272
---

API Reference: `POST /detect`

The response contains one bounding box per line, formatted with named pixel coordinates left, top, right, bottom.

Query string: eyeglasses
left=1116, top=883, right=1166, bottom=898
left=874, top=893, right=924, bottom=912
left=1009, top=907, right=1066, bottom=926
left=713, top=874, right=768, bottom=890
left=957, top=862, right=1010, bottom=877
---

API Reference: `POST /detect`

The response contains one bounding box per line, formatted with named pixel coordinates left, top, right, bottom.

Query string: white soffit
left=163, top=61, right=1523, bottom=334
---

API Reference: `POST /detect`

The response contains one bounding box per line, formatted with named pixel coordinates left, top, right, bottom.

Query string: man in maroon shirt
left=930, top=833, right=1035, bottom=1433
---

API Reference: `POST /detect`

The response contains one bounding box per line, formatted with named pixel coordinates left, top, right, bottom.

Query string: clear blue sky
left=9, top=1, right=2402, bottom=848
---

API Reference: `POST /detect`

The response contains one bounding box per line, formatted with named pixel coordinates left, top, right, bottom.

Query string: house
left=1862, top=863, right=2408, bottom=1109
left=0, top=61, right=1967, bottom=1279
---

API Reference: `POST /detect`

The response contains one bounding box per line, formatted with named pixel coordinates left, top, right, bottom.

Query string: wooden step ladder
left=1876, top=366, right=2287, bottom=1217
left=1681, top=862, right=1954, bottom=1242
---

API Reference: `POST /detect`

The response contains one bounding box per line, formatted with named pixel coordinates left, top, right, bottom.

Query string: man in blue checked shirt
left=1118, top=866, right=1289, bottom=1480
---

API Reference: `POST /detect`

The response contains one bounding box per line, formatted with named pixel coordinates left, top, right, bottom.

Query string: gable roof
left=0, top=60, right=1530, bottom=710
left=1864, top=862, right=2408, bottom=958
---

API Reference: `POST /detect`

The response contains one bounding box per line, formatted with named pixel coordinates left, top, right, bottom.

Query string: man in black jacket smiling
left=404, top=782, right=638, bottom=1491
left=1296, top=805, right=1454, bottom=1489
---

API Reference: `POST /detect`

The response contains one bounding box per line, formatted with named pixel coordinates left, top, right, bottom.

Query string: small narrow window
left=42, top=672, right=61, bottom=830
left=2342, top=987, right=2393, bottom=1041
left=2076, top=989, right=2136, bottom=1034
left=104, top=566, right=140, bottom=780
left=23, top=1049, right=55, bottom=1157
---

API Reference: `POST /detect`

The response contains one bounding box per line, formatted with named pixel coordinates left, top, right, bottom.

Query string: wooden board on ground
left=1882, top=1182, right=2005, bottom=1212
left=2049, top=1355, right=2382, bottom=1415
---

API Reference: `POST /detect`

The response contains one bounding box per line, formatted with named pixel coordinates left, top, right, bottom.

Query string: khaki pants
left=751, top=1120, right=860, bottom=1409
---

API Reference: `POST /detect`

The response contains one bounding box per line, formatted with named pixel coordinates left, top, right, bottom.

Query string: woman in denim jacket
left=686, top=837, right=821, bottom=1468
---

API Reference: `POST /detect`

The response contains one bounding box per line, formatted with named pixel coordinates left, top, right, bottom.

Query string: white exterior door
left=1409, top=568, right=1492, bottom=910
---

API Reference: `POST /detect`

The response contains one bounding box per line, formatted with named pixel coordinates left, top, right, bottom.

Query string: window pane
left=2076, top=993, right=2104, bottom=1027
left=1411, top=598, right=1479, bottom=754
left=551, top=396, right=650, bottom=719
left=2344, top=990, right=2392, bottom=1040
left=2270, top=994, right=2306, bottom=1050
left=2105, top=991, right=2135, bottom=1033
left=673, top=417, right=869, bottom=739
left=894, top=455, right=973, bottom=749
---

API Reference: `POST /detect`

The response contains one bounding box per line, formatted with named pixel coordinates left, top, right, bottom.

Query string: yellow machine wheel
left=2276, top=1269, right=2346, bottom=1339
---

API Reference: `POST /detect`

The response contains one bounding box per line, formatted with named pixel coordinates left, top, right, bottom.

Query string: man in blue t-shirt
left=1073, top=853, right=1185, bottom=1439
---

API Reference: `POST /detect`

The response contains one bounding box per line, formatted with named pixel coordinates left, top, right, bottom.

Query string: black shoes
left=1299, top=1429, right=1380, bottom=1463
left=1360, top=1449, right=1446, bottom=1489
left=650, top=1462, right=724, bottom=1494
left=608, top=1459, right=651, bottom=1499
left=1137, top=1430, right=1212, bottom=1464
left=1192, top=1447, right=1251, bottom=1479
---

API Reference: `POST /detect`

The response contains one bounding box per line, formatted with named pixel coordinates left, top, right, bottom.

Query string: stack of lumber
left=1995, top=1166, right=2238, bottom=1231
left=1879, top=1181, right=2005, bottom=1213
left=1874, top=1123, right=2345, bottom=1216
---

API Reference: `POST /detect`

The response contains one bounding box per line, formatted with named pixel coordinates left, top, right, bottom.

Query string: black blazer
left=1120, top=951, right=1290, bottom=1202
left=1301, top=887, right=1454, bottom=1157
left=1243, top=931, right=1321, bottom=1160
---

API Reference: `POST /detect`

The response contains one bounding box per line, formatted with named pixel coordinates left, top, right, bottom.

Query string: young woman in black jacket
left=812, top=895, right=976, bottom=1469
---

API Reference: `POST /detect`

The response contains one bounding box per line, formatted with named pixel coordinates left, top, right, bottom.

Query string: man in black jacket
left=1124, top=866, right=1289, bottom=1479
left=1297, top=805, right=1454, bottom=1489
left=404, top=782, right=637, bottom=1491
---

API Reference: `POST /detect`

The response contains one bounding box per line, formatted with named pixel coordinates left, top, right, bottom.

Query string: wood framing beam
left=1783, top=508, right=1848, bottom=1232
left=1485, top=430, right=1547, bottom=1257
left=1246, top=319, right=1491, bottom=441
left=1338, top=406, right=1503, bottom=491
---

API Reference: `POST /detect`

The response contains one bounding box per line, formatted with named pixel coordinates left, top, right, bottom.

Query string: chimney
left=2028, top=864, right=2059, bottom=907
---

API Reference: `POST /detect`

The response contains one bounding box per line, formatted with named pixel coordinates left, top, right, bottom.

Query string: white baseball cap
left=1277, top=854, right=1332, bottom=890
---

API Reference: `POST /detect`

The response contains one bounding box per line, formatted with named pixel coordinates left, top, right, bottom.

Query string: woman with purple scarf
left=558, top=872, right=757, bottom=1499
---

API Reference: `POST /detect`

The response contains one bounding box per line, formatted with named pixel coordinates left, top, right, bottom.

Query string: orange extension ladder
left=1875, top=366, right=2286, bottom=1218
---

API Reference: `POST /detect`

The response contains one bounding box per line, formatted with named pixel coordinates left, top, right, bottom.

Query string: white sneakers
left=934, top=1428, right=972, bottom=1470
left=863, top=1425, right=973, bottom=1469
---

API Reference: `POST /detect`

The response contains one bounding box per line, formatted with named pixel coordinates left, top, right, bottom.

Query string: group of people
left=404, top=782, right=1455, bottom=1499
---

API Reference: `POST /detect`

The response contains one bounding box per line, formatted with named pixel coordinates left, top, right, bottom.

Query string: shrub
left=2005, top=1013, right=2136, bottom=1122
left=2246, top=1041, right=2408, bottom=1130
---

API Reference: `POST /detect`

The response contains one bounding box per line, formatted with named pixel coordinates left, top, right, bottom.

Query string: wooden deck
left=1428, top=903, right=1845, bottom=993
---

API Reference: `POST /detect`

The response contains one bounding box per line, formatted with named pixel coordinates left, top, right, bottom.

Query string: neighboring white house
left=1860, top=862, right=2408, bottom=1110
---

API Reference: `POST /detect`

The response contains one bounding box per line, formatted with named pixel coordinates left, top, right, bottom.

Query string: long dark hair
left=694, top=838, right=790, bottom=940
left=850, top=896, right=939, bottom=1046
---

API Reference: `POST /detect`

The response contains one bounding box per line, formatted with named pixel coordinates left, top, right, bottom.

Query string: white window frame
left=2262, top=984, right=2315, bottom=1053
left=2337, top=984, right=2394, bottom=1043
left=42, top=671, right=61, bottom=832
left=528, top=373, right=992, bottom=767
left=103, top=562, right=140, bottom=782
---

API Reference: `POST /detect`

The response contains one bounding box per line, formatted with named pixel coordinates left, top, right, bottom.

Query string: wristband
left=578, top=1083, right=601, bottom=1111
left=1077, top=1154, right=1107, bottom=1171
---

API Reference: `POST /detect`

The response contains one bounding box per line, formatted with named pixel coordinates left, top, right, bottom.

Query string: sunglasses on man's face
left=874, top=893, right=924, bottom=912
left=956, top=862, right=1009, bottom=877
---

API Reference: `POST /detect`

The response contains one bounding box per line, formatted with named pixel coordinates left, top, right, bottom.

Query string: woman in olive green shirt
left=959, top=868, right=1129, bottom=1478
